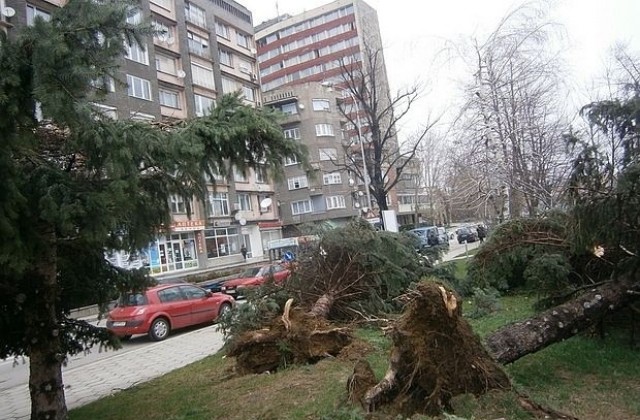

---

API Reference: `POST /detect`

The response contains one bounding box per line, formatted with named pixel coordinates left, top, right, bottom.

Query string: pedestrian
left=477, top=225, right=487, bottom=243
left=240, top=244, right=247, bottom=260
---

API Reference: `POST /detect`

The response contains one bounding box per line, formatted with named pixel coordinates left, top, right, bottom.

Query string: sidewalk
left=0, top=325, right=225, bottom=420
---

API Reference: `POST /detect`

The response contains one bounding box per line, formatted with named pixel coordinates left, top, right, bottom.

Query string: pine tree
left=0, top=1, right=306, bottom=418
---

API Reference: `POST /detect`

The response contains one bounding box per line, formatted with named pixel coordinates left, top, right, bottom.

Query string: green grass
left=70, top=293, right=640, bottom=420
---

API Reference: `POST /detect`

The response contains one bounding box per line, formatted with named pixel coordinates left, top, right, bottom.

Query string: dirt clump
left=349, top=281, right=511, bottom=417
left=226, top=301, right=353, bottom=375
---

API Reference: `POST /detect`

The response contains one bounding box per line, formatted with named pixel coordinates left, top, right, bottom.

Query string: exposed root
left=282, top=298, right=294, bottom=331
left=516, top=390, right=579, bottom=419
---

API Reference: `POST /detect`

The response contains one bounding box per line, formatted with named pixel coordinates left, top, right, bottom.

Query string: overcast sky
left=238, top=0, right=640, bottom=139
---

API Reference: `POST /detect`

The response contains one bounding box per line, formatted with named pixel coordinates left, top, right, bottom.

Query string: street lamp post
left=321, top=82, right=372, bottom=214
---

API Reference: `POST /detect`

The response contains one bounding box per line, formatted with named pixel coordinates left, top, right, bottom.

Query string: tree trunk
left=27, top=229, right=67, bottom=420
left=308, top=292, right=336, bottom=318
left=486, top=277, right=637, bottom=364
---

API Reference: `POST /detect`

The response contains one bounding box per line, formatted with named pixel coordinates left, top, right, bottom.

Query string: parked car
left=106, top=284, right=234, bottom=341
left=456, top=226, right=478, bottom=244
left=220, top=263, right=291, bottom=298
left=409, top=226, right=440, bottom=249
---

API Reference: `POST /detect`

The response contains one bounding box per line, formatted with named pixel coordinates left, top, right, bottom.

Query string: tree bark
left=27, top=228, right=67, bottom=420
left=486, top=277, right=637, bottom=364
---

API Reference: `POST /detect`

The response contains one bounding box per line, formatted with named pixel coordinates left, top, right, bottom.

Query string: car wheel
left=120, top=335, right=132, bottom=341
left=149, top=317, right=170, bottom=341
left=217, top=302, right=232, bottom=320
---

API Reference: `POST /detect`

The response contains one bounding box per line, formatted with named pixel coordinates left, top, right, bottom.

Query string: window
left=191, top=63, right=215, bottom=89
left=255, top=166, right=267, bottom=184
left=288, top=176, right=309, bottom=190
left=241, top=86, right=255, bottom=101
left=283, top=127, right=300, bottom=140
left=187, top=31, right=209, bottom=56
left=205, top=227, right=241, bottom=258
left=221, top=76, right=239, bottom=93
left=155, top=54, right=177, bottom=75
left=238, top=59, right=253, bottom=74
left=126, top=8, right=143, bottom=25
left=91, top=75, right=115, bottom=92
left=284, top=155, right=299, bottom=166
left=158, top=287, right=184, bottom=303
left=234, top=167, right=247, bottom=182
left=291, top=199, right=313, bottom=215
left=92, top=103, right=118, bottom=120
left=126, top=75, right=152, bottom=100
left=236, top=32, right=250, bottom=49
left=159, top=89, right=180, bottom=108
left=326, top=195, right=346, bottom=210
left=219, top=49, right=233, bottom=67
left=153, top=21, right=176, bottom=45
left=207, top=192, right=229, bottom=216
left=315, top=123, right=334, bottom=137
left=26, top=5, right=51, bottom=25
left=185, top=2, right=206, bottom=27
left=312, top=99, right=331, bottom=111
left=125, top=36, right=148, bottom=65
left=130, top=111, right=155, bottom=122
left=281, top=103, right=297, bottom=115
left=170, top=195, right=187, bottom=213
left=194, top=94, right=215, bottom=117
left=236, top=194, right=252, bottom=211
left=215, top=21, right=230, bottom=39
left=319, top=148, right=337, bottom=161
left=180, top=285, right=206, bottom=300
left=323, top=172, right=342, bottom=185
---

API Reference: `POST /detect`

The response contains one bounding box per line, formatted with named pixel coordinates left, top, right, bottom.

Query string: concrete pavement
left=0, top=324, right=225, bottom=420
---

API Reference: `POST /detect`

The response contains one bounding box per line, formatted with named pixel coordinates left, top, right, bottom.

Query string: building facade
left=4, top=0, right=285, bottom=277
left=255, top=0, right=401, bottom=232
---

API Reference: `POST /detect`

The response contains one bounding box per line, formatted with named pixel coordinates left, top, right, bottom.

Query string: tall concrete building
left=254, top=0, right=400, bottom=233
left=3, top=0, right=285, bottom=276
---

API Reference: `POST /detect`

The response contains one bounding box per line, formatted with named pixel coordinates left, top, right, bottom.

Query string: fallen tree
left=486, top=276, right=639, bottom=364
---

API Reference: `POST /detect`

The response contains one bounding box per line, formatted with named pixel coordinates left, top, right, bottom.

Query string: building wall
left=5, top=0, right=282, bottom=276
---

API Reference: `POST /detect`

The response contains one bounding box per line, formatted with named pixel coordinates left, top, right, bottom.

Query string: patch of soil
left=227, top=304, right=353, bottom=375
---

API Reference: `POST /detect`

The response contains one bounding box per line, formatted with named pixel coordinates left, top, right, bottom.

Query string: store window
left=205, top=227, right=241, bottom=258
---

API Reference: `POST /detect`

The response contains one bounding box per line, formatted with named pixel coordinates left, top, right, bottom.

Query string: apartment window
left=187, top=31, right=209, bottom=57
left=283, top=127, right=300, bottom=140
left=130, top=111, right=155, bottom=122
left=185, top=2, right=206, bottom=27
left=284, top=155, right=299, bottom=166
left=236, top=32, right=250, bottom=49
left=312, top=99, right=331, bottom=111
left=194, top=94, right=215, bottom=117
left=219, top=49, right=233, bottom=67
left=238, top=59, right=252, bottom=74
left=215, top=21, right=230, bottom=39
left=291, top=199, right=313, bottom=215
left=126, top=8, right=143, bottom=25
left=155, top=54, right=177, bottom=75
left=234, top=167, right=247, bottom=182
left=281, top=103, right=297, bottom=115
left=125, top=40, right=149, bottom=65
left=91, top=75, right=115, bottom=92
left=288, top=175, right=309, bottom=190
left=207, top=192, right=229, bottom=216
left=241, top=86, right=255, bottom=101
left=221, top=76, right=238, bottom=93
left=255, top=166, right=267, bottom=183
left=236, top=194, right=252, bottom=211
left=92, top=103, right=118, bottom=120
left=319, top=148, right=337, bottom=161
left=126, top=75, right=152, bottom=100
left=159, top=89, right=180, bottom=108
left=326, top=195, right=346, bottom=210
left=153, top=21, right=176, bottom=45
left=323, top=172, right=342, bottom=185
left=169, top=195, right=187, bottom=213
left=191, top=63, right=215, bottom=89
left=315, top=124, right=334, bottom=137
left=26, top=5, right=51, bottom=25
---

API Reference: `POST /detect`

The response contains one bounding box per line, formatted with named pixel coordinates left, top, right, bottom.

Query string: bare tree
left=454, top=2, right=572, bottom=219
left=328, top=43, right=438, bottom=215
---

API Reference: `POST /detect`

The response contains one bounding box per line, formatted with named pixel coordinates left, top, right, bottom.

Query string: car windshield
left=119, top=293, right=148, bottom=307
left=240, top=267, right=262, bottom=278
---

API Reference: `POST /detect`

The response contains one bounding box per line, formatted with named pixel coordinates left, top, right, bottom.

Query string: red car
left=220, top=263, right=291, bottom=298
left=106, top=284, right=235, bottom=341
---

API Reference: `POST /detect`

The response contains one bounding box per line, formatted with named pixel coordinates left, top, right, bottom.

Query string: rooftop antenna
left=275, top=1, right=279, bottom=17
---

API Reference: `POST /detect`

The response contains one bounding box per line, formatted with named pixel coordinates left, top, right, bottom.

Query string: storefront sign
left=258, top=221, right=283, bottom=229
left=170, top=219, right=205, bottom=232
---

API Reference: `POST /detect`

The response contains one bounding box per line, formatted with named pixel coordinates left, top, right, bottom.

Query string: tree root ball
left=351, top=281, right=511, bottom=416
left=226, top=305, right=353, bottom=375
